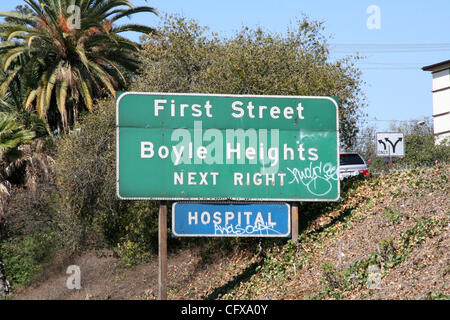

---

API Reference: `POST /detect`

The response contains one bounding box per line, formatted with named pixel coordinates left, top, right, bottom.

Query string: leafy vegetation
left=138, top=14, right=366, bottom=149
left=425, top=290, right=450, bottom=300
left=55, top=98, right=165, bottom=265
left=0, top=64, right=49, bottom=137
left=356, top=118, right=450, bottom=173
left=0, top=112, right=34, bottom=154
left=0, top=169, right=82, bottom=288
left=383, top=207, right=403, bottom=224
left=0, top=226, right=56, bottom=286
left=0, top=112, right=34, bottom=168
left=0, top=0, right=159, bottom=287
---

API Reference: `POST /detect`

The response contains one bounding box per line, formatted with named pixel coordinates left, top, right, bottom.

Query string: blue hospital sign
left=172, top=203, right=290, bottom=237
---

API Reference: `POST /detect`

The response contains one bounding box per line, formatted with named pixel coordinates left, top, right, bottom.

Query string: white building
left=422, top=60, right=450, bottom=145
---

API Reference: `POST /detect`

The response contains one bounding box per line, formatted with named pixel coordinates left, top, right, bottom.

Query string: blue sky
left=2, top=0, right=449, bottom=131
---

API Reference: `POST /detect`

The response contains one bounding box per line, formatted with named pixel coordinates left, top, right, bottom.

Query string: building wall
left=431, top=68, right=450, bottom=145
left=432, top=69, right=450, bottom=91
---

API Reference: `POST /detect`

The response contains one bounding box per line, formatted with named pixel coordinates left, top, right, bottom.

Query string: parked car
left=339, top=152, right=369, bottom=180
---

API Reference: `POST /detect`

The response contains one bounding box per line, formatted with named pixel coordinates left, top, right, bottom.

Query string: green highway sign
left=116, top=92, right=340, bottom=201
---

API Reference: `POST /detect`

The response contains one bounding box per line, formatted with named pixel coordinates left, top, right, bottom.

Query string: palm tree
left=0, top=0, right=157, bottom=131
left=0, top=64, right=50, bottom=137
left=0, top=113, right=34, bottom=200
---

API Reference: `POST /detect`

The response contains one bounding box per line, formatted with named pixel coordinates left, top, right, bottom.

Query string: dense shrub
left=396, top=134, right=450, bottom=167
left=355, top=118, right=449, bottom=173
left=55, top=98, right=161, bottom=264
left=55, top=98, right=115, bottom=221
left=0, top=227, right=56, bottom=287
left=364, top=134, right=450, bottom=173
left=0, top=180, right=82, bottom=287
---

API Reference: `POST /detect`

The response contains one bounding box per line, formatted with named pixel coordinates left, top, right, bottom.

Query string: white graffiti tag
left=214, top=223, right=281, bottom=236
left=287, top=162, right=338, bottom=196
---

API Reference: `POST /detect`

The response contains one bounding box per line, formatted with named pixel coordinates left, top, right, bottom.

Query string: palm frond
left=110, top=6, right=158, bottom=23
left=112, top=24, right=156, bottom=34
left=0, top=113, right=35, bottom=152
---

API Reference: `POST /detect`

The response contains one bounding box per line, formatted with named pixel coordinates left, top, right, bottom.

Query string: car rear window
left=340, top=154, right=365, bottom=165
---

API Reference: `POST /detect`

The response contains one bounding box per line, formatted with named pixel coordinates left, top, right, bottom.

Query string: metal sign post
left=291, top=203, right=299, bottom=242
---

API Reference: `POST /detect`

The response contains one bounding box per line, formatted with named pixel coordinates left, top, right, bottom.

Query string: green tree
left=0, top=0, right=157, bottom=132
left=0, top=5, right=48, bottom=135
left=137, top=15, right=366, bottom=148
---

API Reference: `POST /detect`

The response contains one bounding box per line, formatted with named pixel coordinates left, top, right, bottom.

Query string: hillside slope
left=12, top=164, right=450, bottom=300
left=224, top=165, right=449, bottom=300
